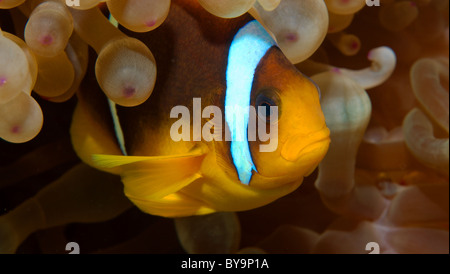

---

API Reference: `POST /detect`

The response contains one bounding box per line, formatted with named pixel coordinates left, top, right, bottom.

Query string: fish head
left=248, top=47, right=330, bottom=189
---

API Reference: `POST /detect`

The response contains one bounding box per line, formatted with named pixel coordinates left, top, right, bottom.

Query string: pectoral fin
left=126, top=192, right=216, bottom=218
left=92, top=147, right=207, bottom=200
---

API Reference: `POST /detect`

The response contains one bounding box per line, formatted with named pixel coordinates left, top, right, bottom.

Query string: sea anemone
left=0, top=0, right=448, bottom=254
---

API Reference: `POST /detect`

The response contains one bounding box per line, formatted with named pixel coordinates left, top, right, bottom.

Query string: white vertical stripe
left=108, top=99, right=127, bottom=155
left=225, top=20, right=276, bottom=185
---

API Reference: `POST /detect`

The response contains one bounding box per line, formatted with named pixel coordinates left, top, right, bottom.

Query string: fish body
left=71, top=0, right=330, bottom=217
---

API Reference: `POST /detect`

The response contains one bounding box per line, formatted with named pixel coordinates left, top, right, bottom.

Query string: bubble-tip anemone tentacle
left=197, top=0, right=256, bottom=18
left=0, top=0, right=26, bottom=9
left=0, top=92, right=43, bottom=143
left=257, top=0, right=281, bottom=11
left=107, top=0, right=171, bottom=33
left=339, top=47, right=397, bottom=90
left=0, top=33, right=30, bottom=104
left=410, top=57, right=449, bottom=134
left=46, top=32, right=89, bottom=103
left=33, top=51, right=75, bottom=98
left=70, top=7, right=157, bottom=107
left=327, top=31, right=361, bottom=56
left=379, top=1, right=419, bottom=32
left=296, top=47, right=397, bottom=90
left=312, top=71, right=378, bottom=218
left=251, top=0, right=329, bottom=64
left=24, top=1, right=74, bottom=58
left=403, top=108, right=449, bottom=177
left=175, top=212, right=241, bottom=254
left=2, top=31, right=38, bottom=94
left=327, top=12, right=354, bottom=34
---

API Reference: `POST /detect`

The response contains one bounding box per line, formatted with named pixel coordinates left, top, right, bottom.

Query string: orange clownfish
left=70, top=0, right=330, bottom=218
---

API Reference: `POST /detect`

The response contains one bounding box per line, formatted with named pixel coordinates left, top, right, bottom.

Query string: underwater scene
left=0, top=0, right=448, bottom=254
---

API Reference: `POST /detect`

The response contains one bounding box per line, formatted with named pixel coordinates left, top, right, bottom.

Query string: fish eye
left=255, top=88, right=281, bottom=123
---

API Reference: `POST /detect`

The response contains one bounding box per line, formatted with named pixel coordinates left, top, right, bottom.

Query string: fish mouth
left=281, top=126, right=330, bottom=163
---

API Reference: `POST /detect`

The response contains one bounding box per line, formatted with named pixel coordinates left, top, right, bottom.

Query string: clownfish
left=70, top=0, right=330, bottom=218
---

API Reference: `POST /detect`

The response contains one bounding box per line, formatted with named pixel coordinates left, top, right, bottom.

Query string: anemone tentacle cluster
left=0, top=0, right=448, bottom=254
